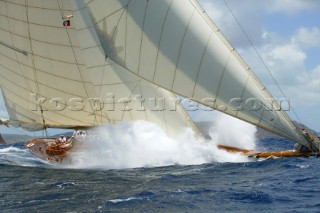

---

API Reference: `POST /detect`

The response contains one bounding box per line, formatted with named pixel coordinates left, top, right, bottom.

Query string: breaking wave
left=66, top=115, right=256, bottom=170
left=0, top=144, right=50, bottom=167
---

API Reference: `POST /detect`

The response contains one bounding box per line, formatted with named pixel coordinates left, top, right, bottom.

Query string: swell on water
left=0, top=145, right=50, bottom=167
left=65, top=114, right=256, bottom=170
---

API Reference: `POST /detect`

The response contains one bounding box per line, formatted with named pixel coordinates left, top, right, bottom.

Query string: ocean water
left=1, top=137, right=320, bottom=213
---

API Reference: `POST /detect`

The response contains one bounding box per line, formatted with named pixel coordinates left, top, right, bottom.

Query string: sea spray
left=214, top=114, right=257, bottom=150
left=67, top=119, right=254, bottom=170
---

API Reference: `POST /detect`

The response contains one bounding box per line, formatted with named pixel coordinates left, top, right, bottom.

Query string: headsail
left=0, top=0, right=199, bottom=136
left=79, top=0, right=307, bottom=145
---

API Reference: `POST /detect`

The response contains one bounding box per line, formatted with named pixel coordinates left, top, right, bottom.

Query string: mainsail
left=74, top=0, right=308, bottom=146
left=0, top=0, right=308, bottom=146
left=0, top=0, right=198, bottom=136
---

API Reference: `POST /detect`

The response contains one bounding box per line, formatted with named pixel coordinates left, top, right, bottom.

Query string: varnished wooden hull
left=217, top=145, right=318, bottom=158
left=25, top=138, right=72, bottom=163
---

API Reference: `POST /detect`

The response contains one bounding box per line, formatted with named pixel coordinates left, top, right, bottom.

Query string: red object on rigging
left=63, top=20, right=70, bottom=26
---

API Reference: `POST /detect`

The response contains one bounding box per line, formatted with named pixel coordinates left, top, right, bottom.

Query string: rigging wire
left=222, top=0, right=304, bottom=126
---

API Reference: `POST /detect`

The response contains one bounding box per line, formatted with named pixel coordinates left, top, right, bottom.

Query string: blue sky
left=1, top=0, right=320, bottom=135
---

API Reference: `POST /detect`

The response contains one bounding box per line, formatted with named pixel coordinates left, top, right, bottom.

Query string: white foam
left=0, top=146, right=25, bottom=153
left=66, top=118, right=255, bottom=170
left=108, top=197, right=141, bottom=203
left=214, top=114, right=257, bottom=150
left=0, top=145, right=50, bottom=167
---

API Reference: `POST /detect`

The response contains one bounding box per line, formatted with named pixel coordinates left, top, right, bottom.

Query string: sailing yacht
left=0, top=0, right=317, bottom=161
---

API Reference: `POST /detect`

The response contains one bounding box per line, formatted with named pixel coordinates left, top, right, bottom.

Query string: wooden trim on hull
left=217, top=145, right=318, bottom=158
left=25, top=138, right=72, bottom=163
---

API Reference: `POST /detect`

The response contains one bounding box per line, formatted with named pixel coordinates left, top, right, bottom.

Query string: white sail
left=79, top=0, right=307, bottom=145
left=0, top=0, right=98, bottom=130
left=0, top=0, right=199, bottom=136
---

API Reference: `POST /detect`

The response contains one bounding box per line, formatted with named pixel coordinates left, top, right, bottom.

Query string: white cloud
left=294, top=27, right=320, bottom=49
left=199, top=0, right=265, bottom=48
left=257, top=36, right=320, bottom=108
left=262, top=43, right=306, bottom=82
left=293, top=65, right=320, bottom=105
left=199, top=0, right=224, bottom=22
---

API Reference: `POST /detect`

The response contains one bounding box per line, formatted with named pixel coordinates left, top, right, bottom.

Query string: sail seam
left=124, top=4, right=128, bottom=65
left=87, top=4, right=128, bottom=27
left=0, top=14, right=77, bottom=30
left=3, top=0, right=34, bottom=94
left=79, top=44, right=102, bottom=51
left=41, top=1, right=100, bottom=121
left=171, top=8, right=196, bottom=91
left=80, top=3, right=130, bottom=124
left=97, top=58, right=110, bottom=124
left=235, top=72, right=250, bottom=117
left=139, top=83, right=149, bottom=123
left=152, top=0, right=173, bottom=82
left=0, top=46, right=86, bottom=66
left=214, top=53, right=231, bottom=107
left=120, top=80, right=141, bottom=121
left=2, top=0, right=95, bottom=129
left=161, top=89, right=169, bottom=135
left=1, top=84, right=101, bottom=126
left=137, top=1, right=148, bottom=75
left=0, top=72, right=88, bottom=108
left=0, top=87, right=89, bottom=126
left=87, top=63, right=118, bottom=69
left=25, top=0, right=47, bottom=132
left=0, top=56, right=91, bottom=84
left=0, top=27, right=81, bottom=48
left=258, top=104, right=266, bottom=127
left=191, top=31, right=213, bottom=98
left=92, top=81, right=140, bottom=87
left=4, top=0, right=73, bottom=12
left=0, top=64, right=99, bottom=103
